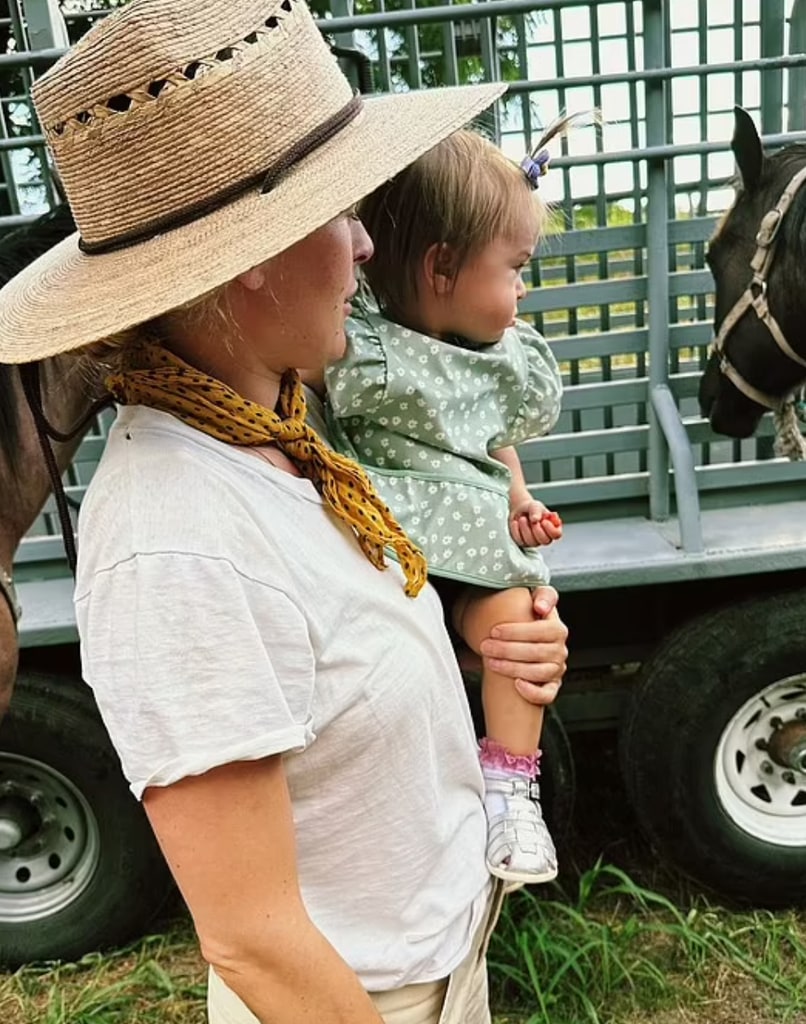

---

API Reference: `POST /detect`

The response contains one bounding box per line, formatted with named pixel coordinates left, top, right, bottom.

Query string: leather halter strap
left=710, top=162, right=806, bottom=411
left=0, top=566, right=20, bottom=630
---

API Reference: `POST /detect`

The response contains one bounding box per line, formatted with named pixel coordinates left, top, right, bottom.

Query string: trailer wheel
left=0, top=671, right=174, bottom=966
left=619, top=590, right=806, bottom=907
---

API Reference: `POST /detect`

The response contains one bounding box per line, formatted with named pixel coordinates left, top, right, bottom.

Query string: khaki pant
left=207, top=880, right=505, bottom=1024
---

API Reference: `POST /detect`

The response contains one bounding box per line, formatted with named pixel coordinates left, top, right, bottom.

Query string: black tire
left=0, top=671, right=174, bottom=966
left=619, top=590, right=806, bottom=907
left=537, top=707, right=576, bottom=845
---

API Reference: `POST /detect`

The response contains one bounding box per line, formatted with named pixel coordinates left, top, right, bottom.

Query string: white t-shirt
left=74, top=404, right=490, bottom=990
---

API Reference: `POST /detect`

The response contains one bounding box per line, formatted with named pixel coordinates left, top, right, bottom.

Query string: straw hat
left=0, top=0, right=504, bottom=363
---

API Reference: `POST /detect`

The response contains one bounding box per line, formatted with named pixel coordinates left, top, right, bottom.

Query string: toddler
left=326, top=126, right=565, bottom=884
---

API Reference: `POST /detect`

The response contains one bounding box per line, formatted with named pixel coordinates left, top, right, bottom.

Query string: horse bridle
left=710, top=162, right=806, bottom=411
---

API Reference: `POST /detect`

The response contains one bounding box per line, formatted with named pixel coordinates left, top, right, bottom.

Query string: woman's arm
left=143, top=757, right=384, bottom=1024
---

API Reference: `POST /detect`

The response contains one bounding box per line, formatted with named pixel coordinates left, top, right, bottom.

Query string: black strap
left=18, top=363, right=113, bottom=577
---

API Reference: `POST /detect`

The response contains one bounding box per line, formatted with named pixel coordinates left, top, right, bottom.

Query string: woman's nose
left=352, top=218, right=374, bottom=265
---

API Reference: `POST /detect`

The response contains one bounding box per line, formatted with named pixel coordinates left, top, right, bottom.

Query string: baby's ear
left=424, top=242, right=457, bottom=294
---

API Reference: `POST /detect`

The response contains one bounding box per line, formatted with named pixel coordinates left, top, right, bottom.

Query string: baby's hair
left=358, top=116, right=572, bottom=319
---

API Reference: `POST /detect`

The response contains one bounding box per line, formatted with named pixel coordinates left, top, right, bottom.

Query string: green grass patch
left=1, top=864, right=804, bottom=1023
left=489, top=860, right=806, bottom=1024
left=0, top=917, right=206, bottom=1024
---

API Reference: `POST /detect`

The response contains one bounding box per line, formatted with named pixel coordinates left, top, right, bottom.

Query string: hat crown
left=32, top=0, right=353, bottom=247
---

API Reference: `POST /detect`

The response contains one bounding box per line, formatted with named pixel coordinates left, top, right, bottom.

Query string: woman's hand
left=477, top=585, right=568, bottom=705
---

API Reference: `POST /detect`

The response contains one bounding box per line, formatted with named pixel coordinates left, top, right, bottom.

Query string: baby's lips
left=540, top=511, right=563, bottom=528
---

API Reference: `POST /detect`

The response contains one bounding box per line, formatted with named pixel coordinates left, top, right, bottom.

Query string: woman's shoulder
left=79, top=407, right=298, bottom=568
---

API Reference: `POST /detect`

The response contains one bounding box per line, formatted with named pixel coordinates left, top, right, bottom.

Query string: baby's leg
left=453, top=585, right=558, bottom=885
left=453, top=586, right=543, bottom=756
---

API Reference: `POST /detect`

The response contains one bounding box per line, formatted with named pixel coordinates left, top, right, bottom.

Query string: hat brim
left=0, top=83, right=505, bottom=363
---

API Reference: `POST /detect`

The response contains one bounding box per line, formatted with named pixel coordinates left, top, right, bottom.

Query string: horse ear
left=731, top=106, right=763, bottom=192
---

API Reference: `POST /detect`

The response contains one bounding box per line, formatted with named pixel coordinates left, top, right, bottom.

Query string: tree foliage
left=314, top=0, right=534, bottom=94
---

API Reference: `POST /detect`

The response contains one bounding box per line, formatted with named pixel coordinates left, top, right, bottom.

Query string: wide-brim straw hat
left=0, top=0, right=504, bottom=363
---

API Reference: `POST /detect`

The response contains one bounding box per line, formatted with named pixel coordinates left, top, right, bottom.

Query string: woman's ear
left=423, top=242, right=456, bottom=295
left=236, top=265, right=266, bottom=292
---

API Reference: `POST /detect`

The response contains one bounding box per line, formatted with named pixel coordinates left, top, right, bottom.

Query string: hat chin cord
left=18, top=362, right=112, bottom=575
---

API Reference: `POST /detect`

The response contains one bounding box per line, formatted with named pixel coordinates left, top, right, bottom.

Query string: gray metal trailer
left=1, top=0, right=806, bottom=966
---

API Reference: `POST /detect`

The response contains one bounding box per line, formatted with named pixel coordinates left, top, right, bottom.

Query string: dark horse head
left=699, top=107, right=806, bottom=438
left=0, top=203, right=76, bottom=472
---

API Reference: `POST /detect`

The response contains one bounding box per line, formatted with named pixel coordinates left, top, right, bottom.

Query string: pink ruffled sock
left=479, top=737, right=541, bottom=779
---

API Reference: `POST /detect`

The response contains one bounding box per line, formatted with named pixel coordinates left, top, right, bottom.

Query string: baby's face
left=443, top=222, right=539, bottom=345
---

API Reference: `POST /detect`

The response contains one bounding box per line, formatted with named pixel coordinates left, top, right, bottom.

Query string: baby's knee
left=487, top=586, right=535, bottom=622
left=456, top=586, right=535, bottom=647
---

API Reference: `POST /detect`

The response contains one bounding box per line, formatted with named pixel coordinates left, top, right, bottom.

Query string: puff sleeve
left=499, top=319, right=563, bottom=447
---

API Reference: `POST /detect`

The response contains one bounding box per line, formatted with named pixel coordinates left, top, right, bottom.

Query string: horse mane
left=0, top=203, right=76, bottom=470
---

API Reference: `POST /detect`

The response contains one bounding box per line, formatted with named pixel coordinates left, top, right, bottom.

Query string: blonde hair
left=359, top=115, right=577, bottom=318
left=81, top=282, right=238, bottom=375
left=358, top=129, right=543, bottom=317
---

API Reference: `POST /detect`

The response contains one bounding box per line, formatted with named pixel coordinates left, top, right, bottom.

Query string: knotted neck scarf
left=106, top=340, right=427, bottom=597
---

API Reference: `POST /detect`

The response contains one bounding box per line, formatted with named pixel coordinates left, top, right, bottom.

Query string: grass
left=1, top=730, right=805, bottom=1024
left=489, top=861, right=806, bottom=1024
left=2, top=878, right=804, bottom=1024
left=0, top=918, right=206, bottom=1024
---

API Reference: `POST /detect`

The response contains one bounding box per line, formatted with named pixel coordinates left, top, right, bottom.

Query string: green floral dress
left=325, top=303, right=563, bottom=589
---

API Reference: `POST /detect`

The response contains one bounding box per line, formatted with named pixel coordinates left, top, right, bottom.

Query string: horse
left=699, top=106, right=806, bottom=450
left=0, top=203, right=100, bottom=716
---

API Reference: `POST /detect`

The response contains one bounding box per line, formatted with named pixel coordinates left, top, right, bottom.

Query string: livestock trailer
left=1, top=0, right=805, bottom=965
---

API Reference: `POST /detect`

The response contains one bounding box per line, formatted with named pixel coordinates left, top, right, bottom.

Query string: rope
left=773, top=393, right=806, bottom=460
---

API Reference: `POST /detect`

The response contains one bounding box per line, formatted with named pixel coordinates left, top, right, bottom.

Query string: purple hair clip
left=520, top=148, right=550, bottom=189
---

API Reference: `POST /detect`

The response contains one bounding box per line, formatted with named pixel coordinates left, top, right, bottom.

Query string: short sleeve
left=506, top=319, right=563, bottom=444
left=75, top=551, right=316, bottom=799
left=325, top=313, right=389, bottom=418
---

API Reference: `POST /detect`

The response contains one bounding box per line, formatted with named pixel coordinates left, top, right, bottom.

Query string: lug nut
left=782, top=771, right=797, bottom=785
left=796, top=708, right=806, bottom=721
left=761, top=760, right=775, bottom=775
left=755, top=738, right=769, bottom=750
left=770, top=716, right=783, bottom=729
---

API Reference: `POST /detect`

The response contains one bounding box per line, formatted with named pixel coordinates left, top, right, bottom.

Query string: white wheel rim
left=714, top=674, right=806, bottom=847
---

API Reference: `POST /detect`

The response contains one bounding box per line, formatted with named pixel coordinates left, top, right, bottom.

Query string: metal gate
left=5, top=0, right=806, bottom=576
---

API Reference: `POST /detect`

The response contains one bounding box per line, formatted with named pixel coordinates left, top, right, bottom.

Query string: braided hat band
left=106, top=342, right=428, bottom=597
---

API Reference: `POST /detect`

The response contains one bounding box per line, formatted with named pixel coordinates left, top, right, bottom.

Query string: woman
left=0, top=1, right=567, bottom=1021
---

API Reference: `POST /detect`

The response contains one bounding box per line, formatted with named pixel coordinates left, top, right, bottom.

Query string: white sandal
left=483, top=774, right=558, bottom=884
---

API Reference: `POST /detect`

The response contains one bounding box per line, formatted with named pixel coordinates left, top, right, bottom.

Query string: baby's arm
left=492, top=445, right=562, bottom=548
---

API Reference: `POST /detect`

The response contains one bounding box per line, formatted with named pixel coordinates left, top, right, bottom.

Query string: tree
left=314, top=0, right=539, bottom=97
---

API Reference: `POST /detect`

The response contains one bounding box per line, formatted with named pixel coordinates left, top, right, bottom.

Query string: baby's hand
left=509, top=499, right=563, bottom=547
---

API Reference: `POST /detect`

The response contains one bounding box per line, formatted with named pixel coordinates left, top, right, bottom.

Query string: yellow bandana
left=106, top=341, right=427, bottom=597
